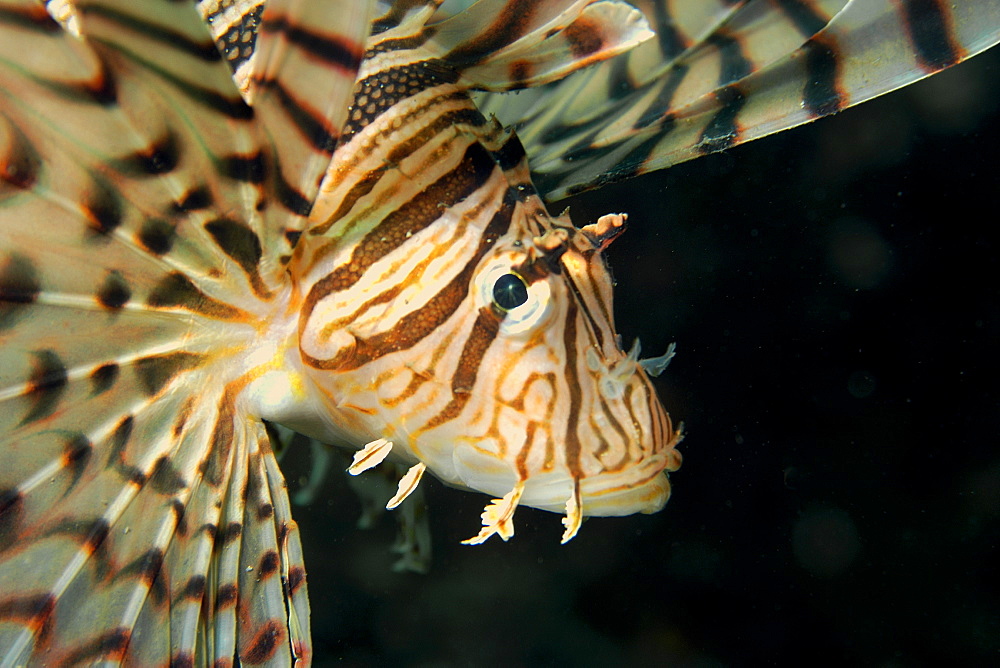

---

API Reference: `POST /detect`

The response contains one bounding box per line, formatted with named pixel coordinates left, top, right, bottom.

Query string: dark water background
left=288, top=47, right=1000, bottom=666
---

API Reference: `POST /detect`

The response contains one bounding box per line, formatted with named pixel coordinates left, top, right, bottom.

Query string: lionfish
left=0, top=0, right=996, bottom=664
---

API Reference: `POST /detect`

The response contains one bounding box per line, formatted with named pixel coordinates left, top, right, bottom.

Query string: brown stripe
left=514, top=421, right=538, bottom=478
left=0, top=4, right=60, bottom=33
left=560, top=268, right=605, bottom=351
left=0, top=120, right=41, bottom=190
left=256, top=79, right=338, bottom=152
left=319, top=104, right=485, bottom=229
left=84, top=5, right=222, bottom=63
left=319, top=166, right=387, bottom=230
left=137, top=218, right=176, bottom=255
left=201, top=386, right=238, bottom=487
left=698, top=84, right=746, bottom=154
left=306, top=140, right=495, bottom=282
left=261, top=16, right=364, bottom=73
left=82, top=173, right=124, bottom=238
left=317, top=184, right=505, bottom=339
left=775, top=0, right=830, bottom=36
left=204, top=218, right=272, bottom=299
left=445, top=0, right=540, bottom=67
left=90, top=362, right=119, bottom=395
left=896, top=0, right=964, bottom=72
left=303, top=193, right=514, bottom=371
left=387, top=107, right=487, bottom=167
left=215, top=583, right=237, bottom=610
left=63, top=433, right=93, bottom=488
left=562, top=300, right=583, bottom=478
left=596, top=392, right=630, bottom=462
left=223, top=521, right=243, bottom=545
left=588, top=412, right=612, bottom=464
left=801, top=35, right=845, bottom=117
left=112, top=129, right=179, bottom=176
left=199, top=364, right=260, bottom=497
left=584, top=256, right=615, bottom=333
left=0, top=253, right=40, bottom=332
left=170, top=498, right=188, bottom=535
left=0, top=490, right=24, bottom=554
left=172, top=395, right=196, bottom=438
left=0, top=593, right=55, bottom=631
left=258, top=550, right=280, bottom=578
left=287, top=565, right=306, bottom=595
left=421, top=306, right=503, bottom=431
left=371, top=2, right=436, bottom=37
left=63, top=628, right=131, bottom=664
left=96, top=269, right=131, bottom=310
left=172, top=653, right=195, bottom=668
left=564, top=16, right=606, bottom=58
left=124, top=548, right=166, bottom=598
left=621, top=383, right=638, bottom=464
left=149, top=456, right=186, bottom=495
left=134, top=351, right=204, bottom=396
left=22, top=349, right=68, bottom=425
left=147, top=272, right=249, bottom=320
left=240, top=618, right=286, bottom=663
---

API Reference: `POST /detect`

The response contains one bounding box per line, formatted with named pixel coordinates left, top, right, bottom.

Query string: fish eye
left=492, top=273, right=528, bottom=311
left=479, top=260, right=552, bottom=336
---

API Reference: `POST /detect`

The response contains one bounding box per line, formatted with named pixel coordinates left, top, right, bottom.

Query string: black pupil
left=492, top=273, right=528, bottom=311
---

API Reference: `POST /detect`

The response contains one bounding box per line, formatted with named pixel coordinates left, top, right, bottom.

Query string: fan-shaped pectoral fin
left=461, top=480, right=526, bottom=545
left=386, top=462, right=427, bottom=510
left=561, top=478, right=583, bottom=544
left=347, top=437, right=393, bottom=475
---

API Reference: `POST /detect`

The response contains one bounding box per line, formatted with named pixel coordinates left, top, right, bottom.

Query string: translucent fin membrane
left=0, top=0, right=374, bottom=662
left=476, top=0, right=1000, bottom=200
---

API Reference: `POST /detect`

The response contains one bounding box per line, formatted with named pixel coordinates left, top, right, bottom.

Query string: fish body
left=0, top=0, right=997, bottom=664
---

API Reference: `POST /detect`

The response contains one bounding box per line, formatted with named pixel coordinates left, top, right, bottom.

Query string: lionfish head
left=436, top=209, right=683, bottom=541
left=295, top=136, right=680, bottom=544
left=348, top=205, right=684, bottom=543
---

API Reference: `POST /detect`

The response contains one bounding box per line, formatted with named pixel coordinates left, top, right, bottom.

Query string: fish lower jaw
left=446, top=442, right=673, bottom=519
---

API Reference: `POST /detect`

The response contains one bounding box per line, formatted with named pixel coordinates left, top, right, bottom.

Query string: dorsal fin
left=475, top=0, right=1000, bottom=200
left=425, top=0, right=654, bottom=90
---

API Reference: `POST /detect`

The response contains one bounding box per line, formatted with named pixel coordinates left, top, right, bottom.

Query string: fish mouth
left=579, top=468, right=674, bottom=516
left=458, top=449, right=679, bottom=518
left=566, top=451, right=679, bottom=517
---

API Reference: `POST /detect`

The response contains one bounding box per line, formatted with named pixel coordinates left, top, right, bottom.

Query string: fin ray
left=475, top=0, right=1000, bottom=199
left=1, top=0, right=375, bottom=661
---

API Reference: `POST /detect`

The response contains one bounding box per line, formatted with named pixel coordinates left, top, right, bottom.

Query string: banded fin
left=195, top=0, right=266, bottom=96
left=248, top=0, right=373, bottom=284
left=428, top=0, right=654, bottom=90
left=1, top=0, right=374, bottom=662
left=475, top=0, right=1000, bottom=199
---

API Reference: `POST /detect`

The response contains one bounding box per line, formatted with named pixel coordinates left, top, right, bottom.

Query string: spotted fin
left=0, top=0, right=373, bottom=663
left=475, top=0, right=1000, bottom=199
left=194, top=0, right=266, bottom=96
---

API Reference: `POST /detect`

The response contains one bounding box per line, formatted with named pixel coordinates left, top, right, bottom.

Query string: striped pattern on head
left=282, top=3, right=681, bottom=543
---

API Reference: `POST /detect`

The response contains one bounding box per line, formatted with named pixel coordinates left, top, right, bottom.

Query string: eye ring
left=492, top=273, right=529, bottom=312
left=478, top=259, right=552, bottom=336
